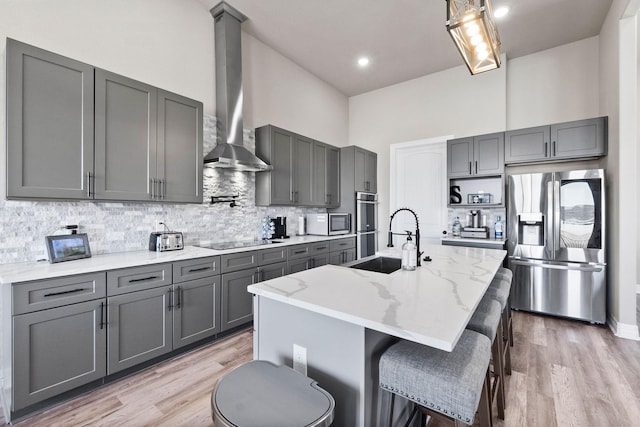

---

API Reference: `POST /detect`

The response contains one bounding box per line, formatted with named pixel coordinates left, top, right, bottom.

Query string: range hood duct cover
left=204, top=1, right=272, bottom=171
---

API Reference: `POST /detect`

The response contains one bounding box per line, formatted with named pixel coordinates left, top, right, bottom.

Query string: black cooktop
left=195, top=240, right=280, bottom=250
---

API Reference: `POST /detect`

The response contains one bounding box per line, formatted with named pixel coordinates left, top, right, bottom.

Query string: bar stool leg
left=494, top=320, right=506, bottom=419
left=502, top=310, right=512, bottom=375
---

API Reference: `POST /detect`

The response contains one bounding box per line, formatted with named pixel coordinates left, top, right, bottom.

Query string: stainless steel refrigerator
left=507, top=169, right=606, bottom=323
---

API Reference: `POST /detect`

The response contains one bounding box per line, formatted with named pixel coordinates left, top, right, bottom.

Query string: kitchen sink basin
left=349, top=256, right=402, bottom=274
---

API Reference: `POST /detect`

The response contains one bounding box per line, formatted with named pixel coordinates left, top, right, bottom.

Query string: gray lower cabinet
left=286, top=242, right=330, bottom=273
left=12, top=300, right=107, bottom=410
left=6, top=38, right=95, bottom=200
left=221, top=268, right=258, bottom=332
left=173, top=276, right=221, bottom=349
left=505, top=117, right=607, bottom=164
left=329, top=237, right=357, bottom=265
left=107, top=285, right=173, bottom=374
left=258, top=261, right=288, bottom=281
left=287, top=257, right=309, bottom=274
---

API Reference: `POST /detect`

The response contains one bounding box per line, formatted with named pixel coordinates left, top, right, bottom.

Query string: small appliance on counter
left=149, top=222, right=183, bottom=252
left=306, top=213, right=351, bottom=236
left=460, top=209, right=490, bottom=239
left=272, top=217, right=289, bottom=239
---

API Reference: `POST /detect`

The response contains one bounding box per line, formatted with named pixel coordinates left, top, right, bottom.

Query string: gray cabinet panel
left=308, top=254, right=329, bottom=269
left=13, top=272, right=106, bottom=315
left=107, top=286, right=172, bottom=374
left=107, top=264, right=172, bottom=296
left=326, top=145, right=340, bottom=207
left=257, top=247, right=287, bottom=266
left=173, top=256, right=220, bottom=283
left=447, top=138, right=473, bottom=177
left=504, top=126, right=549, bottom=163
left=258, top=262, right=287, bottom=281
left=313, top=142, right=328, bottom=206
left=157, top=90, right=203, bottom=203
left=6, top=39, right=94, bottom=199
left=551, top=117, right=607, bottom=159
left=329, top=248, right=356, bottom=265
left=221, top=251, right=258, bottom=273
left=354, top=147, right=378, bottom=192
left=13, top=300, right=106, bottom=410
left=329, top=237, right=356, bottom=252
left=94, top=69, right=157, bottom=201
left=474, top=132, right=504, bottom=175
left=221, top=269, right=257, bottom=331
left=255, top=126, right=294, bottom=205
left=310, top=241, right=330, bottom=255
left=288, top=244, right=311, bottom=260
left=287, top=258, right=309, bottom=274
left=294, top=135, right=314, bottom=205
left=173, top=276, right=221, bottom=349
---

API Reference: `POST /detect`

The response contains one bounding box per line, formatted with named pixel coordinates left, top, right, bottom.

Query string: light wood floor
left=2, top=309, right=640, bottom=427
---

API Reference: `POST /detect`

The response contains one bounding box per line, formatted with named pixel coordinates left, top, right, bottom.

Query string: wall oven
left=356, top=192, right=378, bottom=259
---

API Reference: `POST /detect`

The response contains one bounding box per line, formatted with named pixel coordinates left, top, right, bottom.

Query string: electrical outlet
left=293, top=344, right=307, bottom=376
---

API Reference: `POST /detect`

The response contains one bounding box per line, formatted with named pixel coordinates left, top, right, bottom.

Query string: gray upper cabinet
left=6, top=38, right=95, bottom=199
left=505, top=117, right=607, bottom=164
left=157, top=90, right=204, bottom=203
left=447, top=132, right=504, bottom=178
left=94, top=69, right=157, bottom=201
left=354, top=147, right=377, bottom=193
left=313, top=142, right=340, bottom=207
left=255, top=124, right=340, bottom=207
left=6, top=39, right=203, bottom=204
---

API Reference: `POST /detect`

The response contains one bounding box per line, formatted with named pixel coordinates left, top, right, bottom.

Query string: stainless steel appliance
left=356, top=192, right=378, bottom=259
left=149, top=232, right=184, bottom=252
left=507, top=169, right=606, bottom=323
left=306, top=213, right=351, bottom=236
left=272, top=217, right=288, bottom=239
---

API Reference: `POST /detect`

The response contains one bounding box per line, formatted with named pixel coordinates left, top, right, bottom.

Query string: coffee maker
left=461, top=210, right=490, bottom=238
left=272, top=217, right=288, bottom=239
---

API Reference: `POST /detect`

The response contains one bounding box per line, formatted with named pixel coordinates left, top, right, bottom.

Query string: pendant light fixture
left=446, top=0, right=501, bottom=75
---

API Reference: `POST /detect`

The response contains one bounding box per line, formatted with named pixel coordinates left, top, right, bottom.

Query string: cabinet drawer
left=107, top=263, right=172, bottom=296
left=13, top=272, right=106, bottom=315
left=309, top=241, right=330, bottom=255
left=257, top=247, right=287, bottom=266
left=221, top=251, right=258, bottom=273
left=330, top=237, right=356, bottom=252
left=173, top=256, right=220, bottom=283
left=288, top=244, right=310, bottom=260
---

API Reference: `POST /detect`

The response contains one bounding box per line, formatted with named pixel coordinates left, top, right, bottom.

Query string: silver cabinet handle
left=552, top=141, right=556, bottom=157
left=175, top=286, right=181, bottom=308
left=99, top=302, right=106, bottom=330
left=544, top=142, right=548, bottom=157
left=160, top=179, right=165, bottom=199
left=167, top=288, right=173, bottom=311
left=475, top=160, right=478, bottom=174
left=86, top=172, right=92, bottom=198
left=150, top=178, right=156, bottom=199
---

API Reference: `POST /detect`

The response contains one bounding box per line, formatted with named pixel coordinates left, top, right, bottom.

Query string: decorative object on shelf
left=467, top=192, right=493, bottom=204
left=260, top=217, right=275, bottom=240
left=211, top=194, right=239, bottom=207
left=450, top=185, right=462, bottom=204
left=445, top=0, right=501, bottom=75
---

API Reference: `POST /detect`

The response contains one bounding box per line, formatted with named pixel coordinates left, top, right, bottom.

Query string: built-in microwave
left=306, top=213, right=351, bottom=236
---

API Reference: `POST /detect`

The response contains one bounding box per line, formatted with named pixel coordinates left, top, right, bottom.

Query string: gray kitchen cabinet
left=335, top=146, right=378, bottom=219
left=221, top=251, right=258, bottom=273
left=286, top=242, right=330, bottom=273
left=352, top=146, right=377, bottom=193
left=287, top=257, right=310, bottom=274
left=221, top=268, right=258, bottom=332
left=447, top=132, right=504, bottom=178
left=12, top=299, right=107, bottom=411
left=258, top=261, right=288, bottom=281
left=157, top=90, right=204, bottom=203
left=6, top=38, right=95, bottom=200
left=107, top=285, right=173, bottom=374
left=505, top=117, right=607, bottom=164
left=255, top=125, right=295, bottom=205
left=173, top=276, right=221, bottom=349
left=256, top=247, right=287, bottom=266
left=329, top=237, right=357, bottom=265
left=313, top=142, right=340, bottom=207
left=95, top=71, right=204, bottom=203
left=106, top=263, right=172, bottom=296
left=294, top=135, right=314, bottom=205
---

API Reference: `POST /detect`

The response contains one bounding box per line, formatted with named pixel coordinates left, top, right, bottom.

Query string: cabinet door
left=107, top=286, right=172, bottom=374
left=270, top=127, right=295, bottom=205
left=287, top=257, right=309, bottom=274
left=6, top=39, right=94, bottom=200
left=221, top=269, right=257, bottom=332
left=258, top=261, right=287, bottom=281
left=330, top=248, right=357, bottom=265
left=551, top=117, right=607, bottom=159
left=294, top=135, right=314, bottom=205
left=94, top=69, right=157, bottom=201
left=157, top=90, right=203, bottom=203
left=308, top=254, right=329, bottom=269
left=173, top=277, right=221, bottom=349
left=354, top=147, right=367, bottom=191
left=504, top=126, right=550, bottom=164
left=447, top=138, right=474, bottom=177
left=326, top=145, right=340, bottom=207
left=474, top=132, right=504, bottom=175
left=13, top=300, right=106, bottom=410
left=365, top=150, right=378, bottom=193
left=313, top=142, right=328, bottom=206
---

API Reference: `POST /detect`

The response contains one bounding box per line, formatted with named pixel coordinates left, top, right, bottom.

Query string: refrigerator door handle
left=554, top=180, right=561, bottom=255
left=510, top=259, right=604, bottom=273
left=546, top=180, right=554, bottom=253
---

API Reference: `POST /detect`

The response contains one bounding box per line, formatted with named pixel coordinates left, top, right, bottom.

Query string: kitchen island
left=248, top=244, right=506, bottom=426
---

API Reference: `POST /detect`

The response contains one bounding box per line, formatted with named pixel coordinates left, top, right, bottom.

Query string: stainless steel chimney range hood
left=204, top=1, right=272, bottom=172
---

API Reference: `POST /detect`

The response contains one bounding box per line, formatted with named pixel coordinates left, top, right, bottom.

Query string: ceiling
left=198, top=0, right=613, bottom=97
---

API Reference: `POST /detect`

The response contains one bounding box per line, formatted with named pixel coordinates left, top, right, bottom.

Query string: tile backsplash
left=0, top=115, right=324, bottom=264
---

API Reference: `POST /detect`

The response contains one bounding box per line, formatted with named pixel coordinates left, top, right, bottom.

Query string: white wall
left=507, top=37, right=601, bottom=130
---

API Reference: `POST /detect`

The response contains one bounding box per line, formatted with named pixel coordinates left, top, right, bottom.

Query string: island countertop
left=248, top=244, right=507, bottom=351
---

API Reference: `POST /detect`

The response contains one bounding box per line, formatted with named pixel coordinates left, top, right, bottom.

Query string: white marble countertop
left=248, top=244, right=507, bottom=351
left=0, top=234, right=355, bottom=285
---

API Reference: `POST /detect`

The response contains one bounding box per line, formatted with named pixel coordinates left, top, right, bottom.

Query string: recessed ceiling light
left=494, top=6, right=509, bottom=18
left=357, top=57, right=370, bottom=68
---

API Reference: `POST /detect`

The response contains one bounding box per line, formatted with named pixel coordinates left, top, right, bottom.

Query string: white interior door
left=390, top=137, right=450, bottom=247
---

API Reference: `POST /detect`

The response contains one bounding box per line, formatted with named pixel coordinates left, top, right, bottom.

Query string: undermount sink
left=349, top=256, right=402, bottom=274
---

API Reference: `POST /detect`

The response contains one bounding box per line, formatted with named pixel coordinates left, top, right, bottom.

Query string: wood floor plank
left=4, top=311, right=640, bottom=427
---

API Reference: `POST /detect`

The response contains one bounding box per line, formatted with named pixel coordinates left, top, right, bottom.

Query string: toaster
left=149, top=232, right=184, bottom=252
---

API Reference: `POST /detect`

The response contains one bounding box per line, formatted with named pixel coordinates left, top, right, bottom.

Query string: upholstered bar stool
left=493, top=267, right=514, bottom=348
left=486, top=278, right=512, bottom=375
left=379, top=330, right=492, bottom=427
left=466, top=297, right=505, bottom=420
left=211, top=360, right=335, bottom=427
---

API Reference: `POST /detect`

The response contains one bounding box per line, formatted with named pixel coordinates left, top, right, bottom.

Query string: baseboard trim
left=607, top=314, right=640, bottom=340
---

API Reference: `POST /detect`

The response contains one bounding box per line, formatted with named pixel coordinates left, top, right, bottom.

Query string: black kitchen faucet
left=387, top=207, right=423, bottom=267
